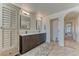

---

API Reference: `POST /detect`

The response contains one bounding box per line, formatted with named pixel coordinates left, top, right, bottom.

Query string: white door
left=52, top=19, right=58, bottom=42
left=2, top=6, right=11, bottom=48
left=0, top=21, right=2, bottom=49
left=2, top=4, right=19, bottom=49
left=0, top=9, right=2, bottom=48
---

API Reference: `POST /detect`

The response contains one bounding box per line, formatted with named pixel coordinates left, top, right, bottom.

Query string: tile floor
left=21, top=38, right=79, bottom=56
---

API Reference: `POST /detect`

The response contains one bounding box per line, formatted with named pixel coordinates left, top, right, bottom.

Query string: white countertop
left=20, top=32, right=46, bottom=36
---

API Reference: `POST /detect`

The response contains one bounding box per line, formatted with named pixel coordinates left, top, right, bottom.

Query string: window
left=65, top=22, right=72, bottom=33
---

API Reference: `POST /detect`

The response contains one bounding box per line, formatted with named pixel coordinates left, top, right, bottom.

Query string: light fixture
left=37, top=17, right=42, bottom=21
left=22, top=10, right=30, bottom=16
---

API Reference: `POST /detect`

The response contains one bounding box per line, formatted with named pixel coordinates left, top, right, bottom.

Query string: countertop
left=20, top=32, right=46, bottom=36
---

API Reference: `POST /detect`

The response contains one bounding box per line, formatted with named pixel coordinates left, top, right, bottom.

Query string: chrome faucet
left=25, top=31, right=27, bottom=34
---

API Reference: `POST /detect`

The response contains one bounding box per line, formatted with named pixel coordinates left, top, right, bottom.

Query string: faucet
left=25, top=31, right=27, bottom=34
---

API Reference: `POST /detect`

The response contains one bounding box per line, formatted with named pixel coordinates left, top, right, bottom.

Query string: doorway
left=64, top=11, right=79, bottom=48
left=50, top=18, right=59, bottom=44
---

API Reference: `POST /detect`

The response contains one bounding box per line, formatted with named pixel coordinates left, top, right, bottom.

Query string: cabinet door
left=29, top=35, right=38, bottom=47
left=39, top=33, right=46, bottom=42
left=21, top=36, right=30, bottom=53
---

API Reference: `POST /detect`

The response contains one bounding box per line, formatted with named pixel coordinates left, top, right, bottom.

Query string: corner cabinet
left=0, top=4, right=20, bottom=56
left=19, top=33, right=46, bottom=54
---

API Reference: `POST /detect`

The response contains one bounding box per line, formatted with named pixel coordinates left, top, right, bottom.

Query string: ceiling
left=65, top=11, right=79, bottom=19
left=14, top=3, right=79, bottom=16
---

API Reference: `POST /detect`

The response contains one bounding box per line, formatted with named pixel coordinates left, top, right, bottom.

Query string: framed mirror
left=20, top=15, right=31, bottom=30
left=36, top=17, right=42, bottom=32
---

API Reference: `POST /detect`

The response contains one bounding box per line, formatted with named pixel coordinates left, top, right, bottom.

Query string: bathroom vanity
left=19, top=33, right=46, bottom=54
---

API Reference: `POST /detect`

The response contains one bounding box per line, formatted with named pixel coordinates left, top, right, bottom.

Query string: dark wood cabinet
left=19, top=33, right=46, bottom=54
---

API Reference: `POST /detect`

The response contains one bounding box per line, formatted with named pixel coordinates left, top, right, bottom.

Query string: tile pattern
left=21, top=39, right=79, bottom=56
